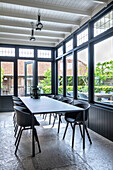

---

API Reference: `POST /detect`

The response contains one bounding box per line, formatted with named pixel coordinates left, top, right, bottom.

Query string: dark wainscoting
left=89, top=105, right=113, bottom=142
left=0, top=96, right=13, bottom=112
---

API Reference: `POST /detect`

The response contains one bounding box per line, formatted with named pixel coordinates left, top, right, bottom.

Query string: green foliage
left=95, top=60, right=113, bottom=85
left=67, top=76, right=73, bottom=86
left=40, top=68, right=51, bottom=87
left=1, top=67, right=4, bottom=88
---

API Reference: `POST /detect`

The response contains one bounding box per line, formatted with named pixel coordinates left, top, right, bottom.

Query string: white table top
left=20, top=96, right=84, bottom=114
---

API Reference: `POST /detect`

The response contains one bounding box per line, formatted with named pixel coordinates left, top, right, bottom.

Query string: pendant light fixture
left=30, top=22, right=36, bottom=41
left=36, top=10, right=43, bottom=31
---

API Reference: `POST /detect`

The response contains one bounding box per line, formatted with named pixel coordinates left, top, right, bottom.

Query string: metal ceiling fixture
left=36, top=11, right=43, bottom=31
left=30, top=22, right=36, bottom=41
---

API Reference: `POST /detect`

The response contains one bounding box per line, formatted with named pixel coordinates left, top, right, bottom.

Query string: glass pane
left=19, top=48, right=34, bottom=57
left=58, top=46, right=63, bottom=57
left=66, top=54, right=73, bottom=97
left=18, top=60, right=33, bottom=96
left=77, top=28, right=88, bottom=46
left=94, top=10, right=113, bottom=37
left=94, top=36, right=113, bottom=105
left=66, top=39, right=73, bottom=52
left=0, top=47, right=15, bottom=57
left=77, top=48, right=88, bottom=100
left=38, top=62, right=51, bottom=94
left=1, top=62, right=14, bottom=95
left=26, top=63, right=33, bottom=94
left=38, top=50, right=51, bottom=58
left=58, top=59, right=63, bottom=94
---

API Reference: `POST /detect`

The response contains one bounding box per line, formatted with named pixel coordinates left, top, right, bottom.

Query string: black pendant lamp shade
left=36, top=14, right=43, bottom=31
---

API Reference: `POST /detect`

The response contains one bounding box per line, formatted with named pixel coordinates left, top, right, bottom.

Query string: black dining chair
left=14, top=106, right=41, bottom=155
left=63, top=100, right=92, bottom=148
left=52, top=97, right=73, bottom=133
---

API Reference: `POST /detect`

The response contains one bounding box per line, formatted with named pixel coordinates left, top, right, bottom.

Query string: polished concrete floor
left=0, top=112, right=113, bottom=170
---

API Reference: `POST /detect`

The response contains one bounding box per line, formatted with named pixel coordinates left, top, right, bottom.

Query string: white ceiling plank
left=93, top=0, right=107, bottom=4
left=0, top=38, right=55, bottom=47
left=0, top=11, right=80, bottom=26
left=0, top=19, right=71, bottom=33
left=0, top=34, right=59, bottom=43
left=0, top=27, right=64, bottom=39
left=0, top=0, right=91, bottom=17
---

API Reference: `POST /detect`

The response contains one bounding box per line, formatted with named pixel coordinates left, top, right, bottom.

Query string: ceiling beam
left=0, top=38, right=55, bottom=47
left=0, top=0, right=91, bottom=17
left=0, top=11, right=80, bottom=26
left=0, top=34, right=59, bottom=43
left=0, top=27, right=65, bottom=39
left=0, top=19, right=71, bottom=33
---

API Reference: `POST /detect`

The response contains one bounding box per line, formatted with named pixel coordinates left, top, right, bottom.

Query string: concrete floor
left=0, top=112, right=113, bottom=170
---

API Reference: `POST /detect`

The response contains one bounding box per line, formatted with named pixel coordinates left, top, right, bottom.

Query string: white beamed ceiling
left=0, top=0, right=111, bottom=47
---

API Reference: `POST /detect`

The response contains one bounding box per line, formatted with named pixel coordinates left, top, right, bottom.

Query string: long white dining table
left=20, top=96, right=85, bottom=157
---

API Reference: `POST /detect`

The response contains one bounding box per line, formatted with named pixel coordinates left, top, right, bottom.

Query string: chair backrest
left=48, top=94, right=55, bottom=98
left=65, top=100, right=90, bottom=122
left=13, top=101, right=24, bottom=106
left=53, top=95, right=63, bottom=101
left=61, top=97, right=73, bottom=104
left=14, top=106, right=33, bottom=127
left=12, top=96, right=20, bottom=101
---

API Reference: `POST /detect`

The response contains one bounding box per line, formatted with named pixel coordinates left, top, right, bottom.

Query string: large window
left=58, top=59, right=63, bottom=94
left=0, top=47, right=15, bottom=57
left=77, top=48, right=88, bottom=100
left=66, top=54, right=73, bottom=97
left=38, top=50, right=51, bottom=58
left=77, top=28, right=88, bottom=46
left=1, top=62, right=14, bottom=95
left=18, top=60, right=33, bottom=96
left=94, top=36, right=113, bottom=105
left=38, top=62, right=51, bottom=94
left=19, top=48, right=34, bottom=58
left=94, top=10, right=113, bottom=37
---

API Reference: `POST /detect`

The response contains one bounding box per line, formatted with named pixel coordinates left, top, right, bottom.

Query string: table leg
left=83, top=110, right=85, bottom=149
left=32, top=114, right=35, bottom=157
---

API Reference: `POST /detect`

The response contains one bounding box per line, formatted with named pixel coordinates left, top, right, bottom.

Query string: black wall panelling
left=0, top=96, right=13, bottom=112
left=89, top=105, right=113, bottom=141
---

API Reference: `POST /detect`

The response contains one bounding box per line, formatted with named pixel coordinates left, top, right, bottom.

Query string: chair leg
left=49, top=113, right=51, bottom=125
left=85, top=125, right=92, bottom=144
left=15, top=127, right=23, bottom=154
left=14, top=124, right=18, bottom=137
left=72, top=124, right=76, bottom=148
left=34, top=128, right=41, bottom=153
left=63, top=122, right=69, bottom=140
left=15, top=127, right=21, bottom=146
left=58, top=115, right=61, bottom=134
left=44, top=114, right=47, bottom=120
left=79, top=124, right=83, bottom=138
left=52, top=113, right=57, bottom=127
